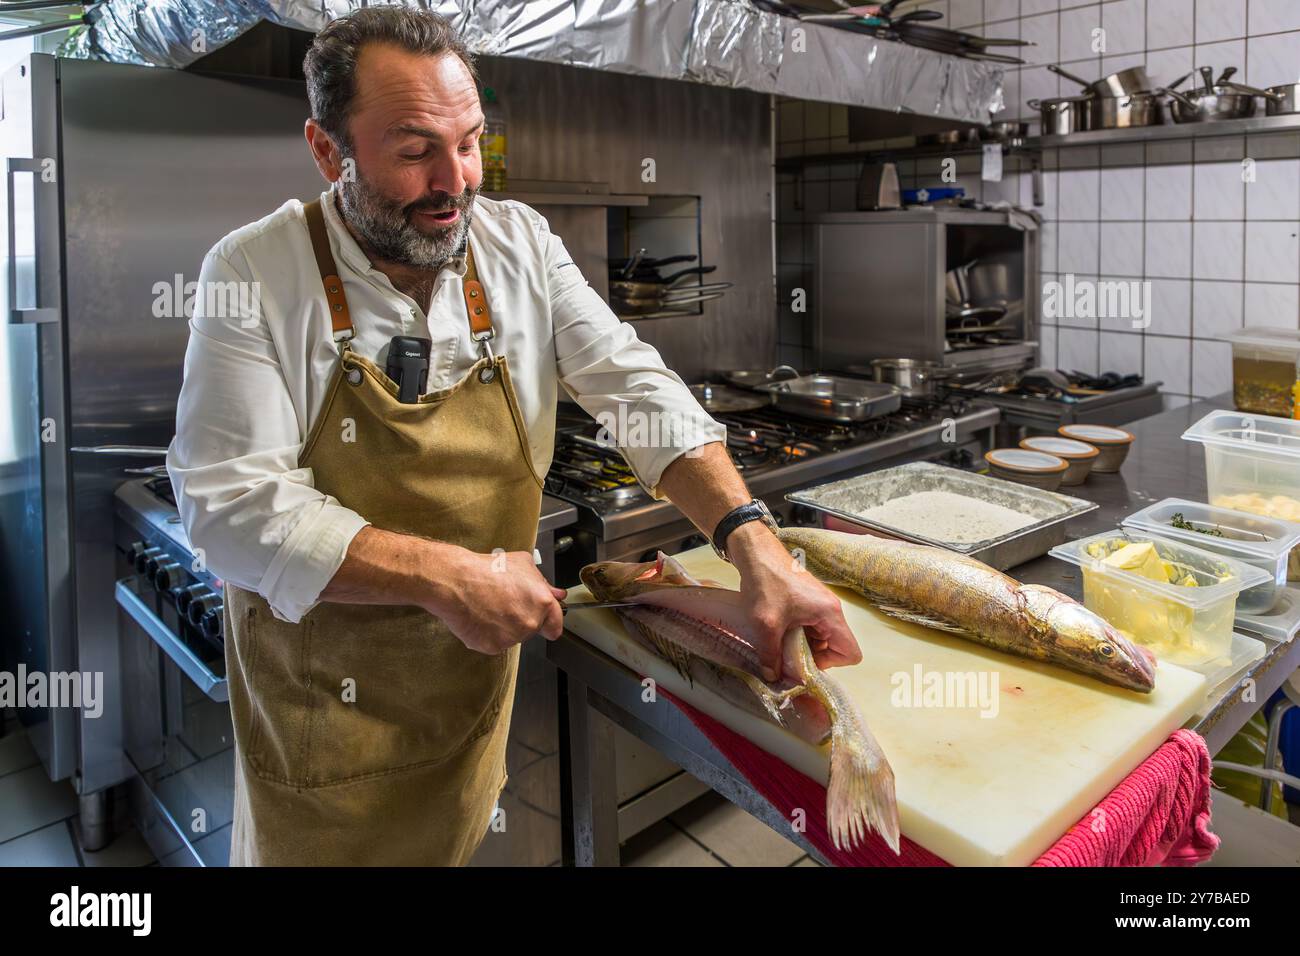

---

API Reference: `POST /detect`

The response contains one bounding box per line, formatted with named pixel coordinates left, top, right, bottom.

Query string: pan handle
left=1047, top=63, right=1094, bottom=91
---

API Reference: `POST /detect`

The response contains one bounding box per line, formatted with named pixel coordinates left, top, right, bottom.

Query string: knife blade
left=560, top=600, right=640, bottom=613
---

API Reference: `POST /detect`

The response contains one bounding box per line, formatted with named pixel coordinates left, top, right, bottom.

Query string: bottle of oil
left=481, top=87, right=507, bottom=193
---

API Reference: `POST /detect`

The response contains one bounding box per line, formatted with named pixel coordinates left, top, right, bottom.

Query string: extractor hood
left=58, top=0, right=1003, bottom=124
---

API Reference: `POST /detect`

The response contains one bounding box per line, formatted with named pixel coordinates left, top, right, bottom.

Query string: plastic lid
left=1059, top=424, right=1134, bottom=444
left=1224, top=325, right=1300, bottom=354
left=1020, top=436, right=1099, bottom=459
left=1048, top=529, right=1273, bottom=609
left=1121, top=497, right=1300, bottom=563
left=985, top=448, right=1068, bottom=473
left=1182, top=408, right=1300, bottom=461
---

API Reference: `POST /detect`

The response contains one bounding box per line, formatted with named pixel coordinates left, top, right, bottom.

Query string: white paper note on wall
left=982, top=144, right=1003, bottom=183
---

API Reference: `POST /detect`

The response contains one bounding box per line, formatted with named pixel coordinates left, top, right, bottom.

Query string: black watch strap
left=711, top=499, right=773, bottom=562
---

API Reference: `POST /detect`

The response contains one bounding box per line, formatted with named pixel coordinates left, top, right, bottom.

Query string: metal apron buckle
left=475, top=333, right=497, bottom=383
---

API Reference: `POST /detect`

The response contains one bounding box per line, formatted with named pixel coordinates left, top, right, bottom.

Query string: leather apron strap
left=303, top=196, right=494, bottom=365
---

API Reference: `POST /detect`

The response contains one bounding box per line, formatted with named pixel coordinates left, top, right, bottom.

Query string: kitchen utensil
left=611, top=290, right=726, bottom=315
left=985, top=448, right=1069, bottom=491
left=785, top=461, right=1098, bottom=569
left=756, top=374, right=902, bottom=422
left=687, top=382, right=773, bottom=414
left=1019, top=436, right=1099, bottom=486
left=1162, top=67, right=1279, bottom=123
left=1028, top=95, right=1093, bottom=134
left=1048, top=63, right=1153, bottom=99
left=965, top=259, right=1011, bottom=307
left=1090, top=91, right=1163, bottom=128
left=1058, top=423, right=1134, bottom=472
left=721, top=365, right=800, bottom=390
left=618, top=248, right=645, bottom=279
left=561, top=600, right=641, bottom=612
left=1093, top=65, right=1154, bottom=97
left=863, top=357, right=953, bottom=399
left=856, top=161, right=902, bottom=210
left=563, top=541, right=1206, bottom=867
left=980, top=120, right=1029, bottom=142
left=1048, top=63, right=1098, bottom=94
left=1265, top=83, right=1300, bottom=116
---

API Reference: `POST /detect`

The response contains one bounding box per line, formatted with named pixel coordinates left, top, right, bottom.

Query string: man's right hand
left=424, top=546, right=567, bottom=655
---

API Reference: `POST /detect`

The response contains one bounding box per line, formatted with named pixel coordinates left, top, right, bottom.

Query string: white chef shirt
left=166, top=185, right=726, bottom=624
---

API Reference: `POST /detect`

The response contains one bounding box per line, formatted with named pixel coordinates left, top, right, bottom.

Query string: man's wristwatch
left=711, top=498, right=779, bottom=563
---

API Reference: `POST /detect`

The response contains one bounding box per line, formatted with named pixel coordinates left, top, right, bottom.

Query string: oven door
left=116, top=568, right=233, bottom=867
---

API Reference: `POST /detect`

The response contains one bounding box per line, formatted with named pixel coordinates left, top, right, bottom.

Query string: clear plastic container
left=1182, top=411, right=1300, bottom=568
left=1224, top=326, right=1300, bottom=418
left=1049, top=529, right=1272, bottom=667
left=1235, top=586, right=1300, bottom=644
left=1121, top=498, right=1300, bottom=614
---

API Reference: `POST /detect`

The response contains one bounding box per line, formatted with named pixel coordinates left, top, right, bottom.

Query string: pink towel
left=658, top=688, right=1219, bottom=867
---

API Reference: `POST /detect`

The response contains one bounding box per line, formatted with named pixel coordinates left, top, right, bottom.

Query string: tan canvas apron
left=221, top=198, right=545, bottom=865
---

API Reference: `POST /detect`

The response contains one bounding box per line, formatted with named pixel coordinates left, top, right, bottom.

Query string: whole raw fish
left=580, top=553, right=900, bottom=853
left=776, top=526, right=1157, bottom=693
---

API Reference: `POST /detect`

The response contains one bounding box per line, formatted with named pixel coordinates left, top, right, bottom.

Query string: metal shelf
left=1024, top=111, right=1300, bottom=149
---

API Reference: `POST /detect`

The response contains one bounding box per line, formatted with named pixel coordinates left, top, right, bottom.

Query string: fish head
left=579, top=551, right=715, bottom=601
left=1016, top=585, right=1157, bottom=693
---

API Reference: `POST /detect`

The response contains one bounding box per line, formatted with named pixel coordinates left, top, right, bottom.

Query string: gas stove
left=545, top=394, right=1000, bottom=573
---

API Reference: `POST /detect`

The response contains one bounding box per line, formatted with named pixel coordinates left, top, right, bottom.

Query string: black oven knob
left=199, top=606, right=224, bottom=641
left=187, top=592, right=222, bottom=627
left=175, top=584, right=206, bottom=617
left=135, top=546, right=162, bottom=574
left=153, top=561, right=184, bottom=591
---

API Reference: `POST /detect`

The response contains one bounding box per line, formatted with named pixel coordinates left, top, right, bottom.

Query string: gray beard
left=337, top=167, right=478, bottom=270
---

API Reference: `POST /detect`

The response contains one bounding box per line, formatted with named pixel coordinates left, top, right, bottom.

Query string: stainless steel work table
left=548, top=394, right=1300, bottom=865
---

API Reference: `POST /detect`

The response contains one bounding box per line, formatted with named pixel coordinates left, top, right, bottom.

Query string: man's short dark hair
left=303, top=6, right=480, bottom=149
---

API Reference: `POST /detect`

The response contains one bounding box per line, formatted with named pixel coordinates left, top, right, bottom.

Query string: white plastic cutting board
left=563, top=544, right=1208, bottom=867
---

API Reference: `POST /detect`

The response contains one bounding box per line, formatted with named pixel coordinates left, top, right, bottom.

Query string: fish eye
left=1098, top=643, right=1115, bottom=658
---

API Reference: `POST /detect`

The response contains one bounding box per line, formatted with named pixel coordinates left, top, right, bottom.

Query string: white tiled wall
left=774, top=0, right=1300, bottom=402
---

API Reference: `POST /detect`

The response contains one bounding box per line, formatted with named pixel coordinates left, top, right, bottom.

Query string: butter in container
left=1049, top=530, right=1272, bottom=667
left=1121, top=498, right=1300, bottom=615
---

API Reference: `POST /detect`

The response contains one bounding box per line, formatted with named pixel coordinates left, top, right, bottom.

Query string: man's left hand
left=726, top=521, right=862, bottom=681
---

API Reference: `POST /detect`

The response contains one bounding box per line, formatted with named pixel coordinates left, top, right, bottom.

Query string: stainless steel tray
left=756, top=374, right=902, bottom=422
left=786, top=462, right=1098, bottom=570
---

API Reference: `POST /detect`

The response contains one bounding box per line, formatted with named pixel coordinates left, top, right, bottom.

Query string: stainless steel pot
left=1265, top=83, right=1300, bottom=116
left=864, top=358, right=953, bottom=399
left=1093, top=65, right=1154, bottom=98
left=1090, top=91, right=1163, bottom=129
left=1028, top=94, right=1092, bottom=134
left=1164, top=84, right=1258, bottom=123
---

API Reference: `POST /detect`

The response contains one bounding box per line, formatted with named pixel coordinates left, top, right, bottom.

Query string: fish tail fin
left=826, top=726, right=901, bottom=855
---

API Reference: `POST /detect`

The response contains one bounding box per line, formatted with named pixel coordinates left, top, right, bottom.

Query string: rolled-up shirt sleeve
left=542, top=219, right=727, bottom=500
left=165, top=248, right=371, bottom=624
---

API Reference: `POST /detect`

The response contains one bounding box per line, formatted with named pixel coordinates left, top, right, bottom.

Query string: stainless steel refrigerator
left=0, top=53, right=322, bottom=840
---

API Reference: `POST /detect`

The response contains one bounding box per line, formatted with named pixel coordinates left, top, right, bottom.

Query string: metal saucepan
left=1028, top=94, right=1092, bottom=134
left=861, top=358, right=954, bottom=400
left=1090, top=91, right=1162, bottom=128
left=1266, top=83, right=1300, bottom=116
left=1048, top=63, right=1153, bottom=98
left=1164, top=66, right=1282, bottom=123
left=688, top=382, right=772, bottom=414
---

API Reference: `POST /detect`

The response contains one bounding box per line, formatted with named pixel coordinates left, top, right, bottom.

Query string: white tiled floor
left=621, top=791, right=822, bottom=867
left=0, top=712, right=156, bottom=867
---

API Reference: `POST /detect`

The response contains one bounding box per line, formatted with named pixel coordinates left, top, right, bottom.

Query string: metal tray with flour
left=786, top=462, right=1098, bottom=570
